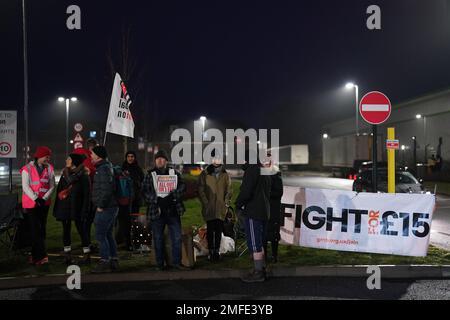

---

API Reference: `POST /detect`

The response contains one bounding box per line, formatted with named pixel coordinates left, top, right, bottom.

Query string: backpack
left=113, top=166, right=134, bottom=206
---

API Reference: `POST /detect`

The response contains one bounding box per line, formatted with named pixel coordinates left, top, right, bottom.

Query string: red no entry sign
left=359, top=91, right=392, bottom=125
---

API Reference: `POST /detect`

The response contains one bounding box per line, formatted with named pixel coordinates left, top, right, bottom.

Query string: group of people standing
left=21, top=143, right=282, bottom=281
left=20, top=142, right=186, bottom=273
left=198, top=150, right=283, bottom=282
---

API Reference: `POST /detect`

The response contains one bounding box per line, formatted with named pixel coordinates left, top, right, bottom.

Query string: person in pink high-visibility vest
left=20, top=146, right=56, bottom=266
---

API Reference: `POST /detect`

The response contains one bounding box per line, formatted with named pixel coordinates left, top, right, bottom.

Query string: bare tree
left=105, top=23, right=148, bottom=153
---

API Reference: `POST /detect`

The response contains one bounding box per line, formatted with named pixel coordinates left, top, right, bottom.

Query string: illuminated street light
left=58, top=96, right=77, bottom=156
left=345, top=82, right=359, bottom=136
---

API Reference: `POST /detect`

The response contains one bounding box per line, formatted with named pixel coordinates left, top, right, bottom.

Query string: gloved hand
left=35, top=198, right=46, bottom=207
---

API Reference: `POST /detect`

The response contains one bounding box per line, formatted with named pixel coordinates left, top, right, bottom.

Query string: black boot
left=208, top=250, right=215, bottom=262
left=263, top=243, right=268, bottom=263
left=213, top=249, right=221, bottom=262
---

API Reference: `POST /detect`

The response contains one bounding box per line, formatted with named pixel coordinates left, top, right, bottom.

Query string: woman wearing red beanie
left=20, top=146, right=56, bottom=266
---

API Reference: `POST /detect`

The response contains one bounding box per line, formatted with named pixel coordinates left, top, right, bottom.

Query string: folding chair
left=0, top=194, right=22, bottom=254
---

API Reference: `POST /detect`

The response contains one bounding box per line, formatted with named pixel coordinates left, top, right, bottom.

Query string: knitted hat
left=33, top=146, right=52, bottom=159
left=92, top=145, right=108, bottom=159
left=125, top=150, right=137, bottom=159
left=154, top=149, right=169, bottom=161
left=69, top=153, right=85, bottom=167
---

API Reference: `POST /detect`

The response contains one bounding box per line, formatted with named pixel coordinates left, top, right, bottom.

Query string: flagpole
left=103, top=130, right=108, bottom=146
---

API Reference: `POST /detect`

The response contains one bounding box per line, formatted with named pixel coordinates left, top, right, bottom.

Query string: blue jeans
left=94, top=207, right=119, bottom=261
left=151, top=213, right=182, bottom=267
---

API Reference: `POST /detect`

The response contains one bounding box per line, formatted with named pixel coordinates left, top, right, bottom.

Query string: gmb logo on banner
left=281, top=205, right=431, bottom=238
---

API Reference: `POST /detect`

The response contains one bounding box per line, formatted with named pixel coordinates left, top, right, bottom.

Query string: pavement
left=2, top=277, right=450, bottom=300
left=1, top=265, right=450, bottom=291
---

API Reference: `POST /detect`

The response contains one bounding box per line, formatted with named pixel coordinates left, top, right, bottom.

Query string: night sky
left=2, top=0, right=450, bottom=157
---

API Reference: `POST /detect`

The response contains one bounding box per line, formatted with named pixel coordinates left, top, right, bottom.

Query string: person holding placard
left=142, top=150, right=186, bottom=270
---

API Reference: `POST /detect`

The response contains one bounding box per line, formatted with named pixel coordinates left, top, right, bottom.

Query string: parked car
left=352, top=168, right=426, bottom=193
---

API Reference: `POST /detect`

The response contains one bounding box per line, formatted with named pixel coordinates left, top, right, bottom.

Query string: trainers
left=91, top=260, right=112, bottom=273
left=241, top=270, right=265, bottom=283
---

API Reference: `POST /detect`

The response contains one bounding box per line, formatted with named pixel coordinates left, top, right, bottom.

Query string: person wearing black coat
left=235, top=149, right=271, bottom=283
left=122, top=151, right=144, bottom=212
left=53, top=153, right=91, bottom=265
left=116, top=151, right=145, bottom=250
left=264, top=166, right=283, bottom=263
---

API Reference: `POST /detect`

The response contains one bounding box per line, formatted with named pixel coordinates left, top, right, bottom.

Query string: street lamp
left=58, top=96, right=77, bottom=157
left=415, top=114, right=427, bottom=162
left=345, top=83, right=359, bottom=136
left=322, top=133, right=329, bottom=139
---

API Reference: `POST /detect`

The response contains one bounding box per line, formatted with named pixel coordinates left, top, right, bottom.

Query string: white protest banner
left=155, top=175, right=178, bottom=198
left=0, top=111, right=17, bottom=158
left=105, top=73, right=135, bottom=139
left=280, top=187, right=435, bottom=257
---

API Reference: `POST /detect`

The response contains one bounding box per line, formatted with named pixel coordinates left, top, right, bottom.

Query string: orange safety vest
left=20, top=162, right=54, bottom=209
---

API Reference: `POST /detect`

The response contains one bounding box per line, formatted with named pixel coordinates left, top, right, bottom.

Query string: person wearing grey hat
left=154, top=149, right=169, bottom=161
left=142, top=149, right=187, bottom=270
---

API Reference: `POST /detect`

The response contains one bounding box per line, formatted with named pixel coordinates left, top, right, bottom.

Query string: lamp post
left=58, top=97, right=77, bottom=157
left=412, top=136, right=417, bottom=175
left=345, top=83, right=359, bottom=136
left=416, top=114, right=427, bottom=162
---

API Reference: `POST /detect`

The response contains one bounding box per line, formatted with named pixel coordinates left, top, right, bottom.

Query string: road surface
left=0, top=277, right=449, bottom=300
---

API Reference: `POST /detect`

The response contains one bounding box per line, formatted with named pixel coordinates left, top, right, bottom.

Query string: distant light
left=322, top=133, right=329, bottom=139
left=416, top=114, right=422, bottom=119
left=345, top=83, right=355, bottom=89
left=257, top=140, right=261, bottom=144
left=200, top=116, right=207, bottom=122
left=71, top=97, right=77, bottom=102
left=412, top=136, right=416, bottom=140
left=70, top=140, right=74, bottom=144
left=401, top=145, right=406, bottom=150
left=362, top=132, right=368, bottom=136
left=89, top=131, right=97, bottom=138
left=58, top=97, right=65, bottom=102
